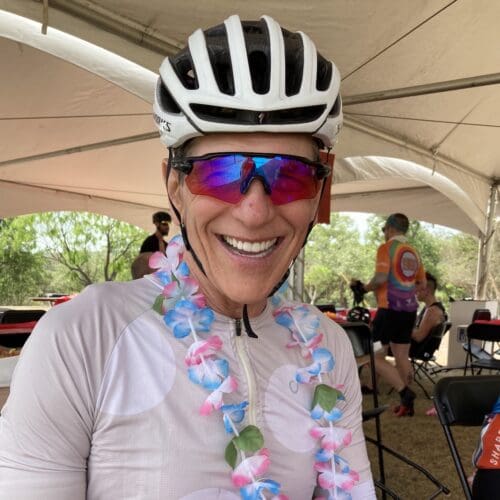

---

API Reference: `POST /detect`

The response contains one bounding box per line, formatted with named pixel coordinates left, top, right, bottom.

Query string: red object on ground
left=0, top=321, right=36, bottom=334
left=53, top=295, right=75, bottom=306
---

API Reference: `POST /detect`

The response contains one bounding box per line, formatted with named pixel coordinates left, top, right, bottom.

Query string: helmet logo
left=258, top=112, right=267, bottom=124
left=154, top=114, right=171, bottom=133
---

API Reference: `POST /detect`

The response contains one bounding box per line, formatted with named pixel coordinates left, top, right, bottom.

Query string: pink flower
left=314, top=462, right=359, bottom=490
left=185, top=336, right=222, bottom=366
left=200, top=376, right=238, bottom=415
left=287, top=332, right=324, bottom=358
left=232, top=449, right=270, bottom=487
left=310, top=426, right=352, bottom=451
left=162, top=277, right=205, bottom=309
left=149, top=251, right=170, bottom=272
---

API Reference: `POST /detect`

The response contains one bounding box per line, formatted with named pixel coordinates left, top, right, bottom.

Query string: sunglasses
left=171, top=152, right=331, bottom=205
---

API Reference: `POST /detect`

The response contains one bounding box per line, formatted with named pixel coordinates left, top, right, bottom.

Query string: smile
left=222, top=236, right=278, bottom=255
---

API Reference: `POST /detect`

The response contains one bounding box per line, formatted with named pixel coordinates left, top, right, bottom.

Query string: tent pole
left=344, top=72, right=500, bottom=106
left=0, top=132, right=158, bottom=168
left=344, top=116, right=489, bottom=184
left=46, top=0, right=182, bottom=55
left=475, top=181, right=499, bottom=299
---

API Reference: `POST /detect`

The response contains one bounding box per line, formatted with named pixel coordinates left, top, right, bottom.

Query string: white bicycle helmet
left=153, top=14, right=342, bottom=148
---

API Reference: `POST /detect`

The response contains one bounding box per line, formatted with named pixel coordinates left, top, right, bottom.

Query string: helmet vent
left=205, top=23, right=235, bottom=95
left=190, top=104, right=325, bottom=125
left=169, top=50, right=199, bottom=90
left=329, top=96, right=341, bottom=117
left=282, top=30, right=304, bottom=96
left=248, top=51, right=270, bottom=94
left=243, top=21, right=271, bottom=95
left=316, top=54, right=332, bottom=91
left=158, top=80, right=181, bottom=114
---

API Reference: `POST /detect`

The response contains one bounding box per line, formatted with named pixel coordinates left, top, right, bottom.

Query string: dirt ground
left=363, top=369, right=478, bottom=499
left=0, top=387, right=8, bottom=408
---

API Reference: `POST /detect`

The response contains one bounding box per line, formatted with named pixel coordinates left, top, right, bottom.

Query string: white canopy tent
left=0, top=1, right=498, bottom=294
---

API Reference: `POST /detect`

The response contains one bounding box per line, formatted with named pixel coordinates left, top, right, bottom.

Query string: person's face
left=381, top=224, right=390, bottom=242
left=167, top=132, right=323, bottom=316
left=155, top=220, right=170, bottom=236
left=416, top=282, right=431, bottom=302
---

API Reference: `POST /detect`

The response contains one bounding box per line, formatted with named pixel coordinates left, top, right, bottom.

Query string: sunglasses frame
left=171, top=151, right=331, bottom=180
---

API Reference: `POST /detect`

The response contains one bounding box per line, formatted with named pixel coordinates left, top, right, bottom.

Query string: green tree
left=438, top=231, right=478, bottom=300
left=0, top=216, right=49, bottom=305
left=34, top=212, right=148, bottom=287
left=304, top=214, right=373, bottom=307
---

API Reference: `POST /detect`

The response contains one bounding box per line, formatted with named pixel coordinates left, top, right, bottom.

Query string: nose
left=233, top=177, right=275, bottom=226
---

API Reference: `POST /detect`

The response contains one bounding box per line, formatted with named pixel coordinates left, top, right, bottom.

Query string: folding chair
left=342, top=321, right=449, bottom=499
left=410, top=321, right=451, bottom=399
left=434, top=375, right=500, bottom=499
left=0, top=309, right=46, bottom=324
left=0, top=309, right=45, bottom=348
left=472, top=309, right=491, bottom=322
left=463, top=322, right=500, bottom=375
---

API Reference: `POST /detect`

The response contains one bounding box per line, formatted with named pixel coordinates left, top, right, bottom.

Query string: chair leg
left=440, top=424, right=472, bottom=499
left=412, top=361, right=433, bottom=399
left=364, top=436, right=450, bottom=498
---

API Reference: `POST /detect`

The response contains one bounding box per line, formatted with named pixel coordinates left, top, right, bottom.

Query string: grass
left=363, top=369, right=478, bottom=499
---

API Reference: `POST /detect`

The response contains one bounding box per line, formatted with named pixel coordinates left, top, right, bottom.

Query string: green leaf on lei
left=225, top=440, right=238, bottom=469
left=311, top=383, right=342, bottom=412
left=152, top=295, right=164, bottom=314
left=233, top=425, right=264, bottom=452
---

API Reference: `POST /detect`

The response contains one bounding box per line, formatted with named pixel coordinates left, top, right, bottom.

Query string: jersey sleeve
left=375, top=243, right=390, bottom=275
left=321, top=316, right=376, bottom=498
left=0, top=293, right=105, bottom=499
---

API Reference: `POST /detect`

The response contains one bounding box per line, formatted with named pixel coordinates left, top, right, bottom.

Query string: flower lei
left=149, top=235, right=359, bottom=499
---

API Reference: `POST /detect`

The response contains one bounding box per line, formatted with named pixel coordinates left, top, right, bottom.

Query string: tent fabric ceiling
left=0, top=1, right=499, bottom=235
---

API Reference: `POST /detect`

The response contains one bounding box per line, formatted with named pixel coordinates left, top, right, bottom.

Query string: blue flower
left=154, top=271, right=172, bottom=286
left=274, top=305, right=320, bottom=342
left=188, top=358, right=229, bottom=390
left=221, top=401, right=249, bottom=433
left=270, top=281, right=289, bottom=306
left=164, top=300, right=214, bottom=338
left=240, top=478, right=281, bottom=500
left=176, top=261, right=190, bottom=278
left=335, top=454, right=351, bottom=473
left=310, top=403, right=343, bottom=422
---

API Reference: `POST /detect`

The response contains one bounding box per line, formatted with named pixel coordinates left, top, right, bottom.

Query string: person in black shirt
left=411, top=272, right=447, bottom=343
left=139, top=211, right=171, bottom=254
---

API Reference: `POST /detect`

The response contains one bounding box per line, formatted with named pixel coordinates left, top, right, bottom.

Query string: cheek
left=281, top=199, right=318, bottom=234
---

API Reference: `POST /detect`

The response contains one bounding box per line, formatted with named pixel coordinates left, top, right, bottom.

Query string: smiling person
left=0, top=15, right=374, bottom=500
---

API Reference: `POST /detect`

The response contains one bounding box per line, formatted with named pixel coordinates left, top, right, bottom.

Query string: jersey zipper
left=234, top=318, right=258, bottom=426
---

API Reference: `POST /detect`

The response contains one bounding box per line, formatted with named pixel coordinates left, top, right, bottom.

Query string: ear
left=163, top=158, right=183, bottom=225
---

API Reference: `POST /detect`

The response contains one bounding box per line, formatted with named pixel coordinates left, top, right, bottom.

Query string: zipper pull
left=235, top=318, right=242, bottom=336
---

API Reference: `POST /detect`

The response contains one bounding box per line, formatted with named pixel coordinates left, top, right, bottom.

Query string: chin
left=220, top=279, right=276, bottom=307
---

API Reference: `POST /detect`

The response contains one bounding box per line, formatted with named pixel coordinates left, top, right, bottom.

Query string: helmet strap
left=166, top=150, right=206, bottom=277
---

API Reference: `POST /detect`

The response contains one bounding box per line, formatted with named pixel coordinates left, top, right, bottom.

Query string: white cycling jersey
left=0, top=276, right=375, bottom=499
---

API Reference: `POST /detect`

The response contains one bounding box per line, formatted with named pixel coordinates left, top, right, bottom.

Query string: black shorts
left=372, top=308, right=416, bottom=345
left=472, top=469, right=500, bottom=499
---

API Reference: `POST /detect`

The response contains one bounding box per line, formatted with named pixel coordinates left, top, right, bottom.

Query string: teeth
left=223, top=236, right=277, bottom=254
